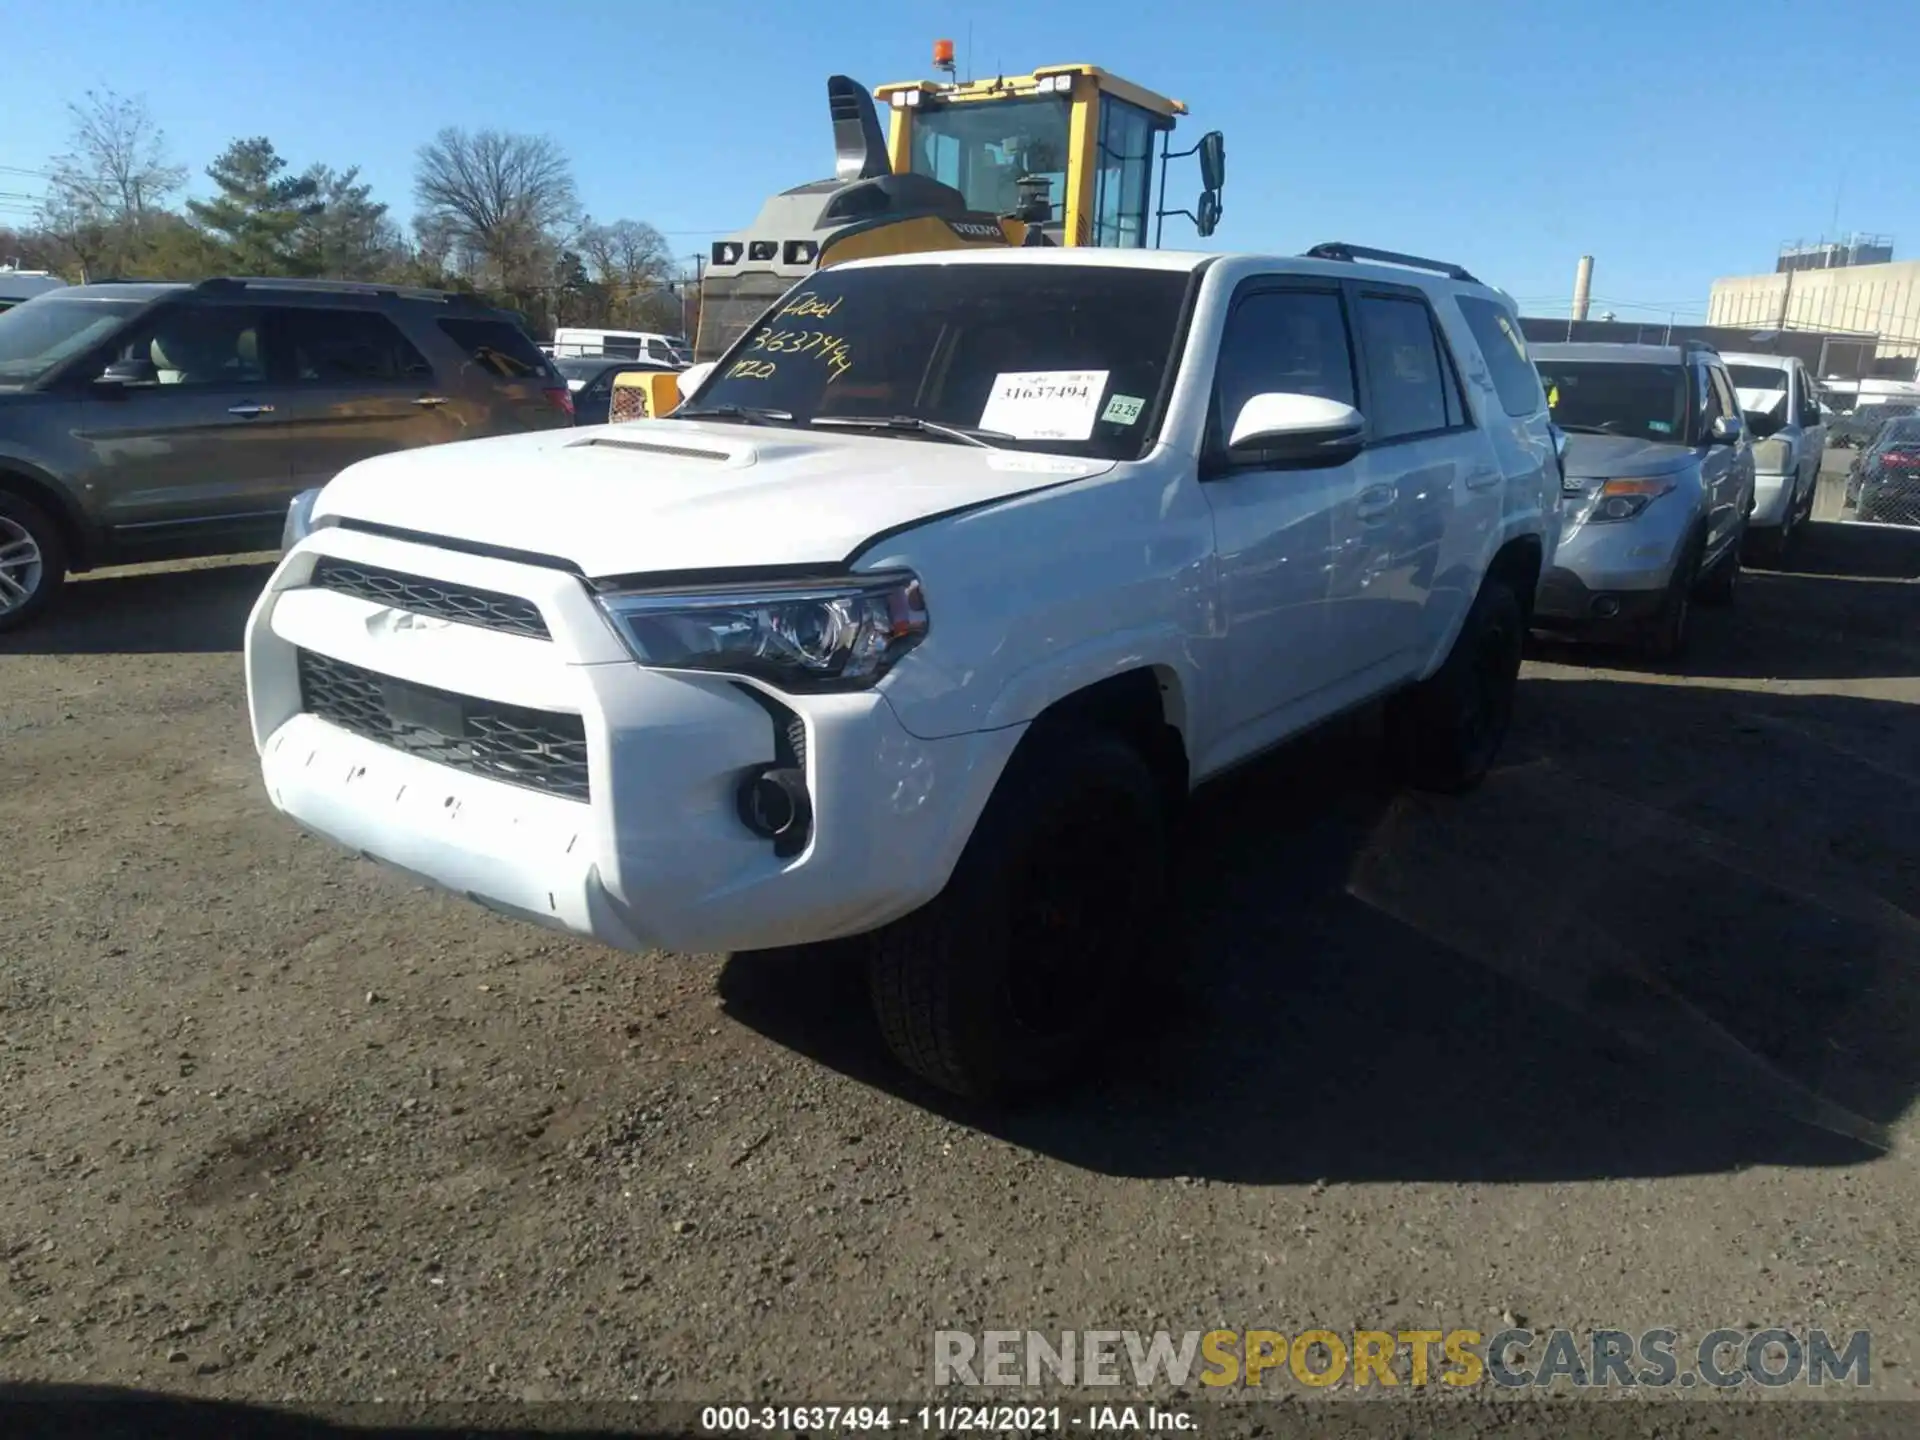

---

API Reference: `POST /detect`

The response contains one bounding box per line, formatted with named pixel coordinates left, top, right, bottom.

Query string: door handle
left=1464, top=467, right=1502, bottom=491
left=1355, top=484, right=1397, bottom=520
left=227, top=402, right=275, bottom=417
left=413, top=395, right=451, bottom=408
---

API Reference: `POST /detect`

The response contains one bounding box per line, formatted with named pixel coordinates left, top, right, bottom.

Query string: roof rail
left=190, top=276, right=483, bottom=306
left=1302, top=242, right=1480, bottom=285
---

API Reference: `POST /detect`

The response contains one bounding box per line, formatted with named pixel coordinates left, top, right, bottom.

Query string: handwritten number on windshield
left=750, top=329, right=853, bottom=381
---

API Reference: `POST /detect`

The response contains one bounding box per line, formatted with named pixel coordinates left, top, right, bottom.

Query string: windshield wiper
left=808, top=414, right=1011, bottom=449
left=1554, top=423, right=1613, bottom=435
left=675, top=403, right=795, bottom=426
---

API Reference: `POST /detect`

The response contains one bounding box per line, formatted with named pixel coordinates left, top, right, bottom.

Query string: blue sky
left=5, top=0, right=1910, bottom=321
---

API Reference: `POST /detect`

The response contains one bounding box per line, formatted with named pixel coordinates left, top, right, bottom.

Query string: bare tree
left=39, top=89, right=186, bottom=277
left=413, top=128, right=579, bottom=289
left=577, top=217, right=677, bottom=329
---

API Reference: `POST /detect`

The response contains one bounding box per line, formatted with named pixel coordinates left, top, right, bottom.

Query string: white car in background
left=1721, top=351, right=1826, bottom=561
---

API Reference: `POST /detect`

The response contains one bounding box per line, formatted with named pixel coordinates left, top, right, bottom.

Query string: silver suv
left=0, top=277, right=576, bottom=632
left=1530, top=341, right=1755, bottom=658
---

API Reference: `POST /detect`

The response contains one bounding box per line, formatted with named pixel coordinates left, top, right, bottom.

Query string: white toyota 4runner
left=247, top=245, right=1561, bottom=1099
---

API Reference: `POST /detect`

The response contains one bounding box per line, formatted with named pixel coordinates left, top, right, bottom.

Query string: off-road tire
left=0, top=489, right=67, bottom=635
left=1385, top=577, right=1525, bottom=795
left=866, top=730, right=1168, bottom=1102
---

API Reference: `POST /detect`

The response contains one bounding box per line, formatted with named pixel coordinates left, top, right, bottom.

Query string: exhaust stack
left=828, top=75, right=891, bottom=183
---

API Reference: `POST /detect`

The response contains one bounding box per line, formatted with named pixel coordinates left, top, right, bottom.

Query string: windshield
left=1728, top=363, right=1791, bottom=436
left=1728, top=364, right=1789, bottom=395
left=1537, top=360, right=1689, bottom=445
left=0, top=297, right=144, bottom=385
left=910, top=95, right=1071, bottom=221
left=684, top=262, right=1193, bottom=460
left=554, top=356, right=618, bottom=381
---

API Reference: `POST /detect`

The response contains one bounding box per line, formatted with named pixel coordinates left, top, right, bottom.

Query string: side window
left=1698, top=366, right=1725, bottom=427
left=279, top=308, right=433, bottom=384
left=1355, top=293, right=1453, bottom=441
left=1212, top=287, right=1356, bottom=446
left=110, top=305, right=267, bottom=387
left=1709, top=367, right=1739, bottom=427
left=438, top=317, right=550, bottom=379
left=1456, top=295, right=1546, bottom=418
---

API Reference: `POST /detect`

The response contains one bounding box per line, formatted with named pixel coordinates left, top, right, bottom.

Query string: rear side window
left=1213, top=288, right=1356, bottom=440
left=1456, top=295, right=1546, bottom=418
left=438, top=317, right=550, bottom=380
left=280, top=308, right=432, bottom=383
left=1355, top=293, right=1459, bottom=441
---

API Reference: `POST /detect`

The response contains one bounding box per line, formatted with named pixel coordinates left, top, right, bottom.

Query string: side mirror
left=97, top=356, right=158, bottom=387
left=1226, top=392, right=1364, bottom=468
left=1710, top=413, right=1744, bottom=445
left=674, top=361, right=716, bottom=407
left=1195, top=190, right=1222, bottom=239
left=1198, top=131, right=1226, bottom=192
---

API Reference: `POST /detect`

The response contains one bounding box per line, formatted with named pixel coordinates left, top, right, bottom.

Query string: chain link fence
left=1844, top=417, right=1920, bottom=525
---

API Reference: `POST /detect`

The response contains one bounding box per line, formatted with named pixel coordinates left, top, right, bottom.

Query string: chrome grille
left=310, top=556, right=551, bottom=639
left=297, top=649, right=590, bottom=802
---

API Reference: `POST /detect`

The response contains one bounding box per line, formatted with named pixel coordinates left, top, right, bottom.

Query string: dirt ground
left=2, top=461, right=1917, bottom=1431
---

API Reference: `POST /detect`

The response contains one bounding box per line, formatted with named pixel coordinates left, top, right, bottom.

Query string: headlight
left=1752, top=436, right=1794, bottom=474
left=282, top=488, right=323, bottom=550
left=595, top=572, right=929, bottom=691
left=1587, top=477, right=1675, bottom=523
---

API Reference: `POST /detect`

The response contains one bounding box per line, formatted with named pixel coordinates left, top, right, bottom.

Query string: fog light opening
left=1592, top=595, right=1621, bottom=618
left=739, top=765, right=812, bottom=847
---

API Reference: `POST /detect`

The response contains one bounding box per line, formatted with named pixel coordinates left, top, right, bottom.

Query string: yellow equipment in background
left=607, top=370, right=685, bottom=424
left=609, top=44, right=1224, bottom=419
left=875, top=62, right=1200, bottom=250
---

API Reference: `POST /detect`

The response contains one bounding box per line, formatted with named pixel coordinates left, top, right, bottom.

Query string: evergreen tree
left=186, top=138, right=321, bottom=274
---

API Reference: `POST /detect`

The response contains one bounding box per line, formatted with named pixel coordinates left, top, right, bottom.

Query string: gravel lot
left=2, top=462, right=1917, bottom=1431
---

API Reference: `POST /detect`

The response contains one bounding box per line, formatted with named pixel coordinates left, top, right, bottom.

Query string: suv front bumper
left=1529, top=506, right=1687, bottom=629
left=246, top=525, right=1022, bottom=955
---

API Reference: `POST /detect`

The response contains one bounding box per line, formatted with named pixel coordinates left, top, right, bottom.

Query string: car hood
left=1560, top=433, right=1697, bottom=479
left=309, top=419, right=1119, bottom=577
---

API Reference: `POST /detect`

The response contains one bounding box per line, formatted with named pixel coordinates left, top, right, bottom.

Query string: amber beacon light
left=932, top=38, right=956, bottom=75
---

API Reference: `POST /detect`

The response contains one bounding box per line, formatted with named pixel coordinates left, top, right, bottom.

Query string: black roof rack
left=190, top=276, right=486, bottom=307
left=1302, top=242, right=1480, bottom=285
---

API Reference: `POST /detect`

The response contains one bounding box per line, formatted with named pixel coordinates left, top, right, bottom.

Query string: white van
left=550, top=327, right=689, bottom=367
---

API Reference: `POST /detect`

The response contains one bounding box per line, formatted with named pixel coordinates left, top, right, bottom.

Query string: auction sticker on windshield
left=980, top=370, right=1110, bottom=442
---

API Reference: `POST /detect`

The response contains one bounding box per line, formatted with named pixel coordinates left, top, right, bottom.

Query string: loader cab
left=874, top=66, right=1186, bottom=248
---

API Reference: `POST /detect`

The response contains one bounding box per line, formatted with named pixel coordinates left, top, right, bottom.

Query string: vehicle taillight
left=544, top=385, right=575, bottom=419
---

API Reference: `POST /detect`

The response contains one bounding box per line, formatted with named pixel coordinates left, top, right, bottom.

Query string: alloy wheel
left=0, top=516, right=44, bottom=616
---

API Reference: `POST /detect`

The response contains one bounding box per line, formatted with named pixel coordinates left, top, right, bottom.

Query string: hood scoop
left=569, top=435, right=737, bottom=464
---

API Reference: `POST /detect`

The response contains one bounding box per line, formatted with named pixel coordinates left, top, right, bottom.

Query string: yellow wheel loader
left=610, top=50, right=1223, bottom=421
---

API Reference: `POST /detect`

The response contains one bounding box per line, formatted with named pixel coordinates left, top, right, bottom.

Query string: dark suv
left=0, top=276, right=575, bottom=631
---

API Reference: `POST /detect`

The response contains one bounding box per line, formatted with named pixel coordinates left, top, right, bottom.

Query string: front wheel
left=866, top=730, right=1168, bottom=1101
left=1385, top=577, right=1525, bottom=794
left=1641, top=540, right=1699, bottom=661
left=1699, top=528, right=1742, bottom=604
left=0, top=491, right=67, bottom=634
